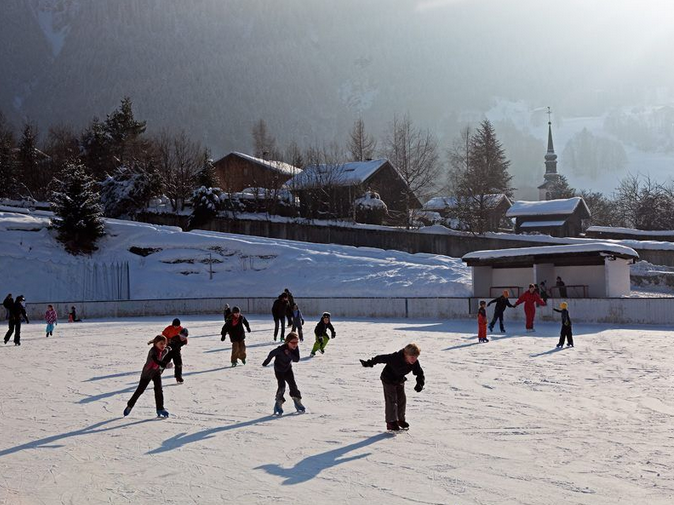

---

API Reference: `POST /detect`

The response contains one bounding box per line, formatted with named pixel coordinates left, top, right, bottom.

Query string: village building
left=462, top=243, right=639, bottom=299
left=422, top=194, right=512, bottom=230
left=506, top=197, right=591, bottom=237
left=213, top=152, right=300, bottom=193
left=284, top=159, right=420, bottom=222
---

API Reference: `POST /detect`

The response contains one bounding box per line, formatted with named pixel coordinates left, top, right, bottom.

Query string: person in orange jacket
left=477, top=300, right=488, bottom=342
left=515, top=284, right=546, bottom=331
left=162, top=318, right=186, bottom=383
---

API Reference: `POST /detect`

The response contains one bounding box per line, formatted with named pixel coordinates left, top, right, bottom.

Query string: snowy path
left=0, top=315, right=673, bottom=504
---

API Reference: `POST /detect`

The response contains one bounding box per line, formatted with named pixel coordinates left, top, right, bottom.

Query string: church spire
left=544, top=107, right=558, bottom=176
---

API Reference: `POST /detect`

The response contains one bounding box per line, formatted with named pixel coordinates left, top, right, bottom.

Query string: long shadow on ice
left=0, top=418, right=154, bottom=457
left=443, top=333, right=558, bottom=351
left=203, top=341, right=278, bottom=354
left=255, top=433, right=389, bottom=485
left=147, top=415, right=276, bottom=454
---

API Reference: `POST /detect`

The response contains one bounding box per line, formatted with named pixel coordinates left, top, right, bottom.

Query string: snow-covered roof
left=520, top=220, right=567, bottom=228
left=506, top=197, right=590, bottom=218
left=462, top=243, right=639, bottom=262
left=423, top=194, right=510, bottom=211
left=587, top=226, right=674, bottom=237
left=285, top=159, right=389, bottom=189
left=229, top=152, right=301, bottom=176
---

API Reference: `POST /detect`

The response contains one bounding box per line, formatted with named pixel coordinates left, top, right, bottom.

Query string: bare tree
left=251, top=119, right=279, bottom=160
left=154, top=130, right=203, bottom=211
left=381, top=114, right=440, bottom=225
left=347, top=118, right=377, bottom=161
left=293, top=144, right=348, bottom=220
left=613, top=174, right=674, bottom=230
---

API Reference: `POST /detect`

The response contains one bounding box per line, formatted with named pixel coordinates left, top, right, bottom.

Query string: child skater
left=262, top=331, right=305, bottom=415
left=360, top=343, right=425, bottom=432
left=164, top=327, right=189, bottom=383
left=221, top=306, right=251, bottom=367
left=487, top=290, right=515, bottom=333
left=124, top=335, right=172, bottom=418
left=291, top=303, right=305, bottom=342
left=310, top=312, right=336, bottom=357
left=477, top=300, right=488, bottom=343
left=45, top=304, right=58, bottom=338
left=554, top=302, right=574, bottom=348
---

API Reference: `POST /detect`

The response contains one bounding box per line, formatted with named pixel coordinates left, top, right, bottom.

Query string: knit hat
left=172, top=318, right=181, bottom=326
left=560, top=302, right=568, bottom=310
left=179, top=328, right=189, bottom=337
left=322, top=312, right=331, bottom=318
left=232, top=306, right=241, bottom=314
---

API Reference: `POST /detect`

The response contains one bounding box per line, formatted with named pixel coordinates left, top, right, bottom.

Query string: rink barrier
left=20, top=296, right=674, bottom=325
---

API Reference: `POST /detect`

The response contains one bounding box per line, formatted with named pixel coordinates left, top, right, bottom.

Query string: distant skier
left=360, top=343, right=425, bottom=432
left=124, top=335, right=172, bottom=418
left=262, top=331, right=304, bottom=416
left=162, top=319, right=188, bottom=383
left=554, top=302, right=574, bottom=348
left=515, top=284, right=546, bottom=331
left=4, top=295, right=28, bottom=346
left=290, top=303, right=305, bottom=342
left=45, top=304, right=58, bottom=338
left=271, top=293, right=289, bottom=341
left=487, top=290, right=515, bottom=333
left=310, top=312, right=336, bottom=357
left=221, top=306, right=251, bottom=367
left=477, top=300, right=488, bottom=343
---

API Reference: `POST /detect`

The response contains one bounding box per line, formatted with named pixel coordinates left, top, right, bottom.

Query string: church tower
left=538, top=107, right=560, bottom=200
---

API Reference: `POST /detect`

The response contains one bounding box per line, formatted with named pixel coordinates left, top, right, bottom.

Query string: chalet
left=213, top=152, right=300, bottom=193
left=284, top=159, right=421, bottom=222
left=506, top=197, right=591, bottom=237
left=423, top=194, right=512, bottom=230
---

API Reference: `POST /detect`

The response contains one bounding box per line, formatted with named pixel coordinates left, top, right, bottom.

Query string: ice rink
left=1, top=314, right=673, bottom=504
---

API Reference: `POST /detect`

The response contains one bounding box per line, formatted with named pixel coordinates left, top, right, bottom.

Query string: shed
left=506, top=197, right=590, bottom=237
left=213, top=152, right=301, bottom=193
left=462, top=243, right=639, bottom=298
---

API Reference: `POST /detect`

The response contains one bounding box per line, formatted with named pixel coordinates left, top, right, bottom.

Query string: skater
left=124, top=335, right=172, bottom=418
left=310, top=312, right=336, bottom=357
left=284, top=288, right=295, bottom=326
left=515, top=284, right=546, bottom=331
left=556, top=276, right=567, bottom=298
left=223, top=303, right=232, bottom=321
left=163, top=319, right=188, bottom=383
left=271, top=293, right=289, bottom=341
left=45, top=304, right=58, bottom=337
left=262, top=331, right=304, bottom=415
left=68, top=306, right=82, bottom=322
left=477, top=300, right=488, bottom=343
left=290, top=303, right=305, bottom=342
left=3, top=293, right=12, bottom=320
left=4, top=295, right=28, bottom=346
left=360, top=343, right=425, bottom=432
left=221, top=306, right=251, bottom=366
left=487, top=290, right=515, bottom=333
left=554, top=302, right=574, bottom=348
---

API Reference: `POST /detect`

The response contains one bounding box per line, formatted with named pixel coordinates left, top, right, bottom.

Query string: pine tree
left=99, top=161, right=161, bottom=218
left=546, top=174, right=576, bottom=200
left=16, top=122, right=43, bottom=200
left=104, top=97, right=147, bottom=166
left=188, top=186, right=222, bottom=229
left=196, top=149, right=218, bottom=188
left=51, top=163, right=105, bottom=255
left=0, top=111, right=17, bottom=198
left=80, top=117, right=112, bottom=179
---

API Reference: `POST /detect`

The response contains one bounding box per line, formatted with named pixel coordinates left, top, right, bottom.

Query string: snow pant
left=478, top=322, right=487, bottom=341
left=171, top=348, right=183, bottom=380
left=46, top=323, right=55, bottom=336
left=557, top=326, right=573, bottom=347
left=489, top=311, right=505, bottom=332
left=311, top=335, right=330, bottom=354
left=291, top=324, right=304, bottom=341
left=275, top=368, right=301, bottom=404
left=4, top=319, right=21, bottom=344
left=286, top=308, right=293, bottom=327
left=524, top=305, right=536, bottom=330
left=231, top=340, right=246, bottom=364
left=127, top=372, right=163, bottom=410
left=382, top=381, right=406, bottom=423
left=273, top=317, right=285, bottom=340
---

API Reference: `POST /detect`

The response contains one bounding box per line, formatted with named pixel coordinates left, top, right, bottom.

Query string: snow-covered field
left=1, top=314, right=673, bottom=504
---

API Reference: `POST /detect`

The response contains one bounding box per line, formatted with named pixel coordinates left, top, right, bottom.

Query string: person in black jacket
left=124, top=335, right=173, bottom=418
left=223, top=304, right=232, bottom=322
left=164, top=328, right=189, bottom=383
left=310, top=312, right=336, bottom=357
left=283, top=288, right=295, bottom=326
left=554, top=302, right=573, bottom=348
left=262, top=332, right=304, bottom=415
left=556, top=276, right=567, bottom=298
left=3, top=293, right=12, bottom=320
left=4, top=295, right=28, bottom=346
left=487, top=290, right=515, bottom=333
left=360, top=343, right=425, bottom=431
left=271, top=293, right=289, bottom=341
left=221, top=306, right=251, bottom=366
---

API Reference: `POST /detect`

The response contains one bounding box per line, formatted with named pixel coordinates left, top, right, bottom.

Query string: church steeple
left=538, top=106, right=560, bottom=200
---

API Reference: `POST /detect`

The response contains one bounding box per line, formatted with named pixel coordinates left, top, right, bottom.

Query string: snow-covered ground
left=1, top=315, right=673, bottom=504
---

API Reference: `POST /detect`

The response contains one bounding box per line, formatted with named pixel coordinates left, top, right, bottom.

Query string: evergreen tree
left=0, top=111, right=17, bottom=198
left=196, top=149, right=218, bottom=188
left=104, top=96, right=147, bottom=166
left=99, top=161, right=161, bottom=218
left=546, top=174, right=576, bottom=200
left=188, top=186, right=222, bottom=229
left=80, top=117, right=112, bottom=179
left=16, top=122, right=52, bottom=201
left=51, top=163, right=105, bottom=255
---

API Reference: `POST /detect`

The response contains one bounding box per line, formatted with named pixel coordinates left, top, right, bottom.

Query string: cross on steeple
left=547, top=106, right=552, bottom=125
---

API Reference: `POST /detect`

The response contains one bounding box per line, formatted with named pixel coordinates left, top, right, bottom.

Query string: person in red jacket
left=477, top=300, right=488, bottom=343
left=515, top=284, right=546, bottom=331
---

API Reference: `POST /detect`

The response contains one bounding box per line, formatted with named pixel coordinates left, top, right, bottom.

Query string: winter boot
left=176, top=377, right=184, bottom=384
left=231, top=362, right=237, bottom=367
left=386, top=421, right=400, bottom=431
left=292, top=397, right=305, bottom=413
left=273, top=401, right=284, bottom=416
left=241, top=358, right=246, bottom=365
left=123, top=405, right=132, bottom=417
left=398, top=420, right=410, bottom=430
left=157, top=409, right=170, bottom=418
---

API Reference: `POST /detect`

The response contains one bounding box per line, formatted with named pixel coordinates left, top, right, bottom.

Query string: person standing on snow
left=515, top=284, right=546, bottom=331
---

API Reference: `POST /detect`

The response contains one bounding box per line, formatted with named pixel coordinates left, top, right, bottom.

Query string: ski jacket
left=553, top=308, right=572, bottom=327
left=9, top=299, right=28, bottom=323
left=314, top=320, right=336, bottom=338
left=478, top=307, right=487, bottom=325
left=141, top=346, right=170, bottom=376
left=363, top=349, right=425, bottom=388
left=487, top=296, right=515, bottom=314
left=221, top=315, right=251, bottom=342
left=223, top=307, right=232, bottom=321
left=162, top=325, right=182, bottom=340
left=515, top=291, right=546, bottom=310
left=262, top=343, right=300, bottom=372
left=291, top=309, right=304, bottom=328
left=272, top=297, right=289, bottom=318
left=45, top=308, right=58, bottom=324
left=2, top=295, right=13, bottom=311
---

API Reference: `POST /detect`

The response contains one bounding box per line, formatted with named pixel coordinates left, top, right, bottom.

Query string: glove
left=360, top=359, right=373, bottom=368
left=414, top=384, right=423, bottom=393
left=221, top=336, right=225, bottom=341
left=331, top=333, right=336, bottom=339
left=262, top=362, right=269, bottom=367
